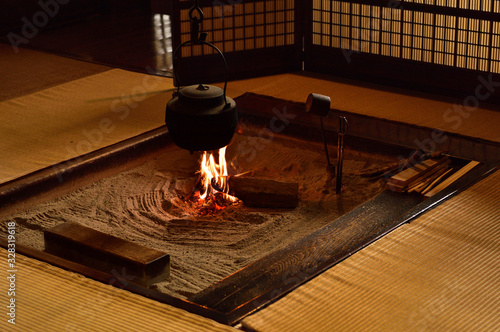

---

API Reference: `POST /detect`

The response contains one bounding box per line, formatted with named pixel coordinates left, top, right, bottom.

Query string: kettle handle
left=172, top=40, right=229, bottom=106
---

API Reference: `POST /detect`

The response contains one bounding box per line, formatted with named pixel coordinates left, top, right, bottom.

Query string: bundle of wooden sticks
left=386, top=156, right=479, bottom=196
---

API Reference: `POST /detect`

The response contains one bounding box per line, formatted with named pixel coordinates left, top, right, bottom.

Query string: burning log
left=191, top=147, right=298, bottom=210
left=190, top=147, right=239, bottom=214
left=230, top=177, right=299, bottom=208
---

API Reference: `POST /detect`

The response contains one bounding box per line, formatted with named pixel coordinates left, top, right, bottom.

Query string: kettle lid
left=178, top=84, right=224, bottom=107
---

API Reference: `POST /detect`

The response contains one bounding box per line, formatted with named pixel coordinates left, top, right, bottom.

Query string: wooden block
left=230, top=177, right=299, bottom=208
left=44, top=222, right=170, bottom=287
left=386, top=181, right=406, bottom=192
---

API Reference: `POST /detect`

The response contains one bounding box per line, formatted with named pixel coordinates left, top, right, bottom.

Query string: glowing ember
left=193, top=147, right=238, bottom=214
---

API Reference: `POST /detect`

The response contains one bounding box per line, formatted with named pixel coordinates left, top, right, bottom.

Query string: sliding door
left=305, top=0, right=500, bottom=100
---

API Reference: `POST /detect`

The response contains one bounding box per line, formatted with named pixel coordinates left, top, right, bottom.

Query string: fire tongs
left=336, top=116, right=348, bottom=194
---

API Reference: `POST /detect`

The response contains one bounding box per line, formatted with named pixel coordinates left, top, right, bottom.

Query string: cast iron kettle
left=165, top=36, right=237, bottom=152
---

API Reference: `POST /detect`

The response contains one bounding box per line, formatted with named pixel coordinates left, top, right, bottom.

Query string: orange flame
left=198, top=147, right=238, bottom=202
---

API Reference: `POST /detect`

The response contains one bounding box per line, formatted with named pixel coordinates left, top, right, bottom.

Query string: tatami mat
left=0, top=43, right=111, bottom=102
left=220, top=72, right=500, bottom=144
left=0, top=249, right=237, bottom=332
left=242, top=170, right=500, bottom=332
left=0, top=68, right=173, bottom=184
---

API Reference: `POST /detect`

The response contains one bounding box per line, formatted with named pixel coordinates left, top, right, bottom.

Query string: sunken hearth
left=1, top=95, right=491, bottom=324
left=1, top=124, right=389, bottom=299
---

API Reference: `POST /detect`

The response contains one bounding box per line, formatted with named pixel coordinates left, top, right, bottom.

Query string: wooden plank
left=424, top=161, right=480, bottom=197
left=44, top=222, right=170, bottom=288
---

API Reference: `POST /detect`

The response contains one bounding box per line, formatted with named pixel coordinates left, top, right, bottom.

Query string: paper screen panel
left=171, top=0, right=301, bottom=83
left=311, top=0, right=500, bottom=74
left=178, top=0, right=295, bottom=57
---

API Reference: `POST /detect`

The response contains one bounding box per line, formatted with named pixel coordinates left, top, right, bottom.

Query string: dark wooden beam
left=44, top=222, right=170, bottom=288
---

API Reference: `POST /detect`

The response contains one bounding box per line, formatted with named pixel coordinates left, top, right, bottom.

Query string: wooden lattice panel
left=179, top=0, right=296, bottom=57
left=311, top=0, right=500, bottom=74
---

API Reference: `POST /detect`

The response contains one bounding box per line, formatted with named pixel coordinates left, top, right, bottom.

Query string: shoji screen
left=171, top=0, right=302, bottom=85
left=305, top=0, right=500, bottom=100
